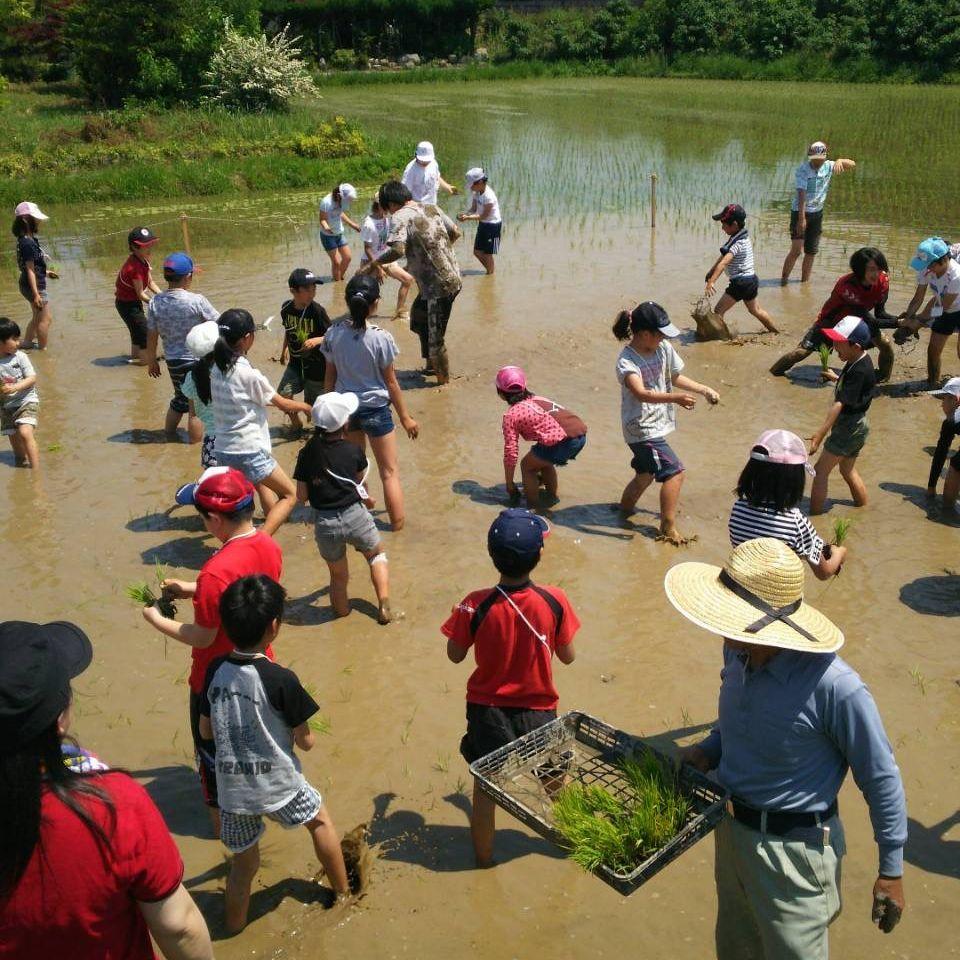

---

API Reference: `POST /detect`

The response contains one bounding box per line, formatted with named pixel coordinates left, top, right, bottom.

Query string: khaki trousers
left=715, top=816, right=844, bottom=960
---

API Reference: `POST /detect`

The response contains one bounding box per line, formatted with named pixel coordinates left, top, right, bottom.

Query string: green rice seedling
left=831, top=517, right=853, bottom=546
left=308, top=714, right=333, bottom=735
left=818, top=344, right=831, bottom=372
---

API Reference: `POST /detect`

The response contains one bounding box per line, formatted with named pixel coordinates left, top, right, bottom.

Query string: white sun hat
left=415, top=141, right=435, bottom=162
left=15, top=201, right=49, bottom=221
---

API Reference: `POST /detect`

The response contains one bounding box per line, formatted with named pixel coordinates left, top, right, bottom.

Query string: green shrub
left=331, top=48, right=362, bottom=69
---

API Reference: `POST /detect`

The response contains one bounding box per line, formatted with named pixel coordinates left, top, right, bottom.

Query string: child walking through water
left=613, top=301, right=719, bottom=544
left=496, top=365, right=587, bottom=510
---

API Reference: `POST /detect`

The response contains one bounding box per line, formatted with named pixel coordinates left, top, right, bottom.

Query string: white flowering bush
left=204, top=22, right=317, bottom=112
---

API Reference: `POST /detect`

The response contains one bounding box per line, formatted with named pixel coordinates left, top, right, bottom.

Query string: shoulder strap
left=530, top=585, right=564, bottom=633
left=469, top=590, right=503, bottom=637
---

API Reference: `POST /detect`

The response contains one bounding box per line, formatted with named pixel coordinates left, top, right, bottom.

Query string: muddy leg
left=943, top=466, right=960, bottom=512
left=225, top=842, right=260, bottom=935
left=306, top=805, right=350, bottom=897
left=811, top=451, right=840, bottom=515
left=875, top=334, right=895, bottom=383
left=928, top=332, right=948, bottom=386
left=657, top=472, right=688, bottom=544
left=15, top=423, right=39, bottom=469
left=362, top=546, right=391, bottom=624
left=471, top=780, right=496, bottom=868
left=839, top=455, right=867, bottom=507
left=745, top=298, right=779, bottom=333
left=326, top=557, right=350, bottom=618
left=770, top=345, right=811, bottom=377
left=781, top=238, right=804, bottom=284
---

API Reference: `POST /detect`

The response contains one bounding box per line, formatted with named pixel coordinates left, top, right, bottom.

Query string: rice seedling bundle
left=831, top=517, right=852, bottom=545
left=818, top=344, right=831, bottom=372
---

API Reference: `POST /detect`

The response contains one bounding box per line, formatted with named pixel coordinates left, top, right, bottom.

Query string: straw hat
left=664, top=538, right=844, bottom=653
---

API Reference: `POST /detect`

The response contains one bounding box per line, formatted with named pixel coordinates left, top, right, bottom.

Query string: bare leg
left=339, top=245, right=352, bottom=280
left=811, top=451, right=841, bottom=515
left=15, top=424, right=39, bottom=468
left=306, top=805, right=350, bottom=896
left=368, top=429, right=403, bottom=530
left=781, top=237, right=804, bottom=284
left=943, top=466, right=960, bottom=511
left=24, top=303, right=42, bottom=346
left=326, top=249, right=342, bottom=282
left=619, top=472, right=654, bottom=514
left=362, top=546, right=390, bottom=623
left=713, top=293, right=736, bottom=318
left=26, top=301, right=52, bottom=348
left=838, top=455, right=868, bottom=507
left=928, top=331, right=948, bottom=386
left=474, top=250, right=495, bottom=275
left=385, top=264, right=413, bottom=318
left=770, top=344, right=812, bottom=376
left=9, top=433, right=26, bottom=465
left=164, top=406, right=183, bottom=437
left=658, top=471, right=687, bottom=543
left=187, top=412, right=204, bottom=444
left=257, top=464, right=297, bottom=536
left=874, top=334, right=895, bottom=383
left=801, top=253, right=816, bottom=283
left=471, top=780, right=496, bottom=868
left=225, top=842, right=260, bottom=935
left=326, top=556, right=350, bottom=618
left=520, top=450, right=554, bottom=509
left=745, top=298, right=779, bottom=333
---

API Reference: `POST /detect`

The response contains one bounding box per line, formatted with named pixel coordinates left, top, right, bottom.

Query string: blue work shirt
left=700, top=644, right=907, bottom=876
left=791, top=159, right=835, bottom=213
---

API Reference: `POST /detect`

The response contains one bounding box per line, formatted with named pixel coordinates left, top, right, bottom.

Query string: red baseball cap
left=175, top=467, right=255, bottom=513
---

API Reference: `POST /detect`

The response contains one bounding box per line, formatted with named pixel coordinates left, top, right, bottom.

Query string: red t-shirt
left=816, top=271, right=889, bottom=328
left=441, top=582, right=580, bottom=710
left=0, top=772, right=184, bottom=960
left=115, top=254, right=151, bottom=302
left=190, top=530, right=283, bottom=692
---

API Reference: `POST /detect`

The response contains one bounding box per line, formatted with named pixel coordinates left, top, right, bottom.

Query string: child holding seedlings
left=180, top=320, right=220, bottom=467
left=443, top=509, right=579, bottom=868
left=729, top=428, right=846, bottom=579
left=13, top=201, right=57, bottom=350
left=212, top=309, right=312, bottom=536
left=458, top=168, right=502, bottom=275
left=496, top=365, right=587, bottom=511
left=925, top=377, right=960, bottom=511
left=613, top=301, right=720, bottom=544
left=145, top=252, right=220, bottom=442
left=360, top=199, right=413, bottom=321
left=0, top=317, right=41, bottom=469
left=114, top=226, right=161, bottom=364
left=294, top=391, right=392, bottom=625
left=198, top=574, right=350, bottom=933
left=277, top=268, right=331, bottom=435
left=318, top=183, right=360, bottom=282
left=809, top=317, right=877, bottom=515
left=704, top=204, right=778, bottom=333
left=141, top=466, right=282, bottom=828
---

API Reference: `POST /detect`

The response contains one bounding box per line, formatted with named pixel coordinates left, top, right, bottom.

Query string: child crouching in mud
left=496, top=364, right=587, bottom=511
left=613, top=301, right=719, bottom=544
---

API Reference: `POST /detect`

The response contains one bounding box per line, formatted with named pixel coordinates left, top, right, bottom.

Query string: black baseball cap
left=0, top=621, right=92, bottom=750
left=630, top=301, right=681, bottom=338
left=712, top=203, right=746, bottom=225
left=288, top=268, right=322, bottom=288
left=128, top=226, right=158, bottom=247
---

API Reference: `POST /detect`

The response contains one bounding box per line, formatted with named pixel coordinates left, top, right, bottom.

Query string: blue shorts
left=350, top=404, right=394, bottom=438
left=628, top=438, right=683, bottom=482
left=214, top=447, right=277, bottom=485
left=321, top=233, right=347, bottom=252
left=475, top=221, right=502, bottom=255
left=531, top=434, right=586, bottom=466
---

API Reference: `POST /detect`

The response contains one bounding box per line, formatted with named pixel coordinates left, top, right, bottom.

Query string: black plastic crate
left=469, top=710, right=728, bottom=895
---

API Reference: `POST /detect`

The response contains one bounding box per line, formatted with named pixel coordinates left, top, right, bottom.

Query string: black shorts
left=167, top=358, right=194, bottom=414
left=724, top=274, right=759, bottom=303
left=475, top=221, right=502, bottom=255
left=931, top=311, right=960, bottom=335
left=189, top=691, right=218, bottom=807
left=115, top=298, right=148, bottom=349
left=459, top=702, right=556, bottom=764
left=789, top=209, right=824, bottom=255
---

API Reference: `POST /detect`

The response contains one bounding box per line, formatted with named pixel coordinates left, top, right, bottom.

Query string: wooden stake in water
left=650, top=173, right=658, bottom=229
left=179, top=212, right=192, bottom=256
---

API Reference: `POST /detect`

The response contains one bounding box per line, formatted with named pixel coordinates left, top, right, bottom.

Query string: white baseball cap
left=415, top=141, right=435, bottom=162
left=311, top=391, right=359, bottom=431
left=928, top=377, right=960, bottom=400
left=339, top=183, right=358, bottom=205
left=185, top=320, right=220, bottom=358
left=14, top=201, right=48, bottom=221
left=465, top=167, right=486, bottom=186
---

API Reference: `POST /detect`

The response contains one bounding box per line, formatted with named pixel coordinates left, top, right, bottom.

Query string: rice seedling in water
left=832, top=517, right=853, bottom=545
left=552, top=750, right=690, bottom=875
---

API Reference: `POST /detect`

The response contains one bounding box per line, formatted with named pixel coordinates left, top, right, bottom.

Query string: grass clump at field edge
left=552, top=750, right=690, bottom=875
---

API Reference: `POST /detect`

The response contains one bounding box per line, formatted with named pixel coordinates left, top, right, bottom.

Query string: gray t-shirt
left=146, top=289, right=219, bottom=360
left=321, top=319, right=399, bottom=408
left=0, top=350, right=39, bottom=410
left=616, top=341, right=684, bottom=442
left=199, top=653, right=319, bottom=815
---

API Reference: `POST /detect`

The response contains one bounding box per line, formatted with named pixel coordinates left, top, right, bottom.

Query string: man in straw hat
left=665, top=538, right=906, bottom=959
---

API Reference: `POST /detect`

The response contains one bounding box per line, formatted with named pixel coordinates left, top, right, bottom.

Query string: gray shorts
left=313, top=500, right=380, bottom=561
left=220, top=782, right=323, bottom=853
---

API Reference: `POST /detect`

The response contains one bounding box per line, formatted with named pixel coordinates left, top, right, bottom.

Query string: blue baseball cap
left=910, top=237, right=949, bottom=272
left=163, top=251, right=194, bottom=277
left=488, top=508, right=550, bottom=556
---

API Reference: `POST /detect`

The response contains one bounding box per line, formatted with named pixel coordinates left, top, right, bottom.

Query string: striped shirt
left=720, top=229, right=755, bottom=279
left=728, top=500, right=824, bottom=564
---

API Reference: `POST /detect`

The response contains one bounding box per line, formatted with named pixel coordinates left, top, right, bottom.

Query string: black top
left=281, top=299, right=330, bottom=381
left=294, top=434, right=367, bottom=511
left=835, top=352, right=876, bottom=416
left=16, top=236, right=46, bottom=290
left=929, top=416, right=960, bottom=488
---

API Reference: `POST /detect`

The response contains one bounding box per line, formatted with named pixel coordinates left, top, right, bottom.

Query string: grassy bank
left=1, top=84, right=409, bottom=207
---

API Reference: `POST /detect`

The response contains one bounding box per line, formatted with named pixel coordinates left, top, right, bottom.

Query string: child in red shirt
left=443, top=509, right=579, bottom=867
left=114, top=226, right=161, bottom=365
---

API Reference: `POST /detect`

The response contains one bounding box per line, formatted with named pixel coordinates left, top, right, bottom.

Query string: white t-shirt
left=211, top=355, right=276, bottom=455
left=916, top=244, right=960, bottom=286
left=319, top=193, right=349, bottom=236
left=402, top=158, right=441, bottom=205
left=0, top=350, right=39, bottom=409
left=472, top=186, right=501, bottom=223
left=616, top=341, right=685, bottom=442
left=360, top=214, right=389, bottom=263
left=923, top=259, right=960, bottom=317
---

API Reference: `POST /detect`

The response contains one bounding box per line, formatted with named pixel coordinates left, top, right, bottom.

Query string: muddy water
left=2, top=78, right=958, bottom=958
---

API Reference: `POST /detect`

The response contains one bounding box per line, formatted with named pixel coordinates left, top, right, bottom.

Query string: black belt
left=730, top=798, right=838, bottom=837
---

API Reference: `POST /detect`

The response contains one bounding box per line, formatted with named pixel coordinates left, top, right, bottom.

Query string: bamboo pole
left=650, top=173, right=658, bottom=229
left=179, top=212, right=192, bottom=256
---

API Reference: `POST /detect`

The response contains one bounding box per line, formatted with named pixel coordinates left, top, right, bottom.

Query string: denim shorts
left=19, top=277, right=48, bottom=304
left=628, top=437, right=684, bottom=482
left=350, top=404, right=394, bottom=438
left=220, top=782, right=323, bottom=853
left=320, top=232, right=347, bottom=252
left=531, top=433, right=586, bottom=466
left=214, top=447, right=277, bottom=485
left=313, top=500, right=381, bottom=562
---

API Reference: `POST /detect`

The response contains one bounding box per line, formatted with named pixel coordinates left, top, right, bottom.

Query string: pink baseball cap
left=495, top=365, right=527, bottom=393
left=750, top=429, right=814, bottom=476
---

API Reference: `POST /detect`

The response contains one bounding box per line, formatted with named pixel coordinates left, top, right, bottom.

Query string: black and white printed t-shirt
left=728, top=499, right=825, bottom=564
left=720, top=228, right=756, bottom=279
left=199, top=653, right=319, bottom=815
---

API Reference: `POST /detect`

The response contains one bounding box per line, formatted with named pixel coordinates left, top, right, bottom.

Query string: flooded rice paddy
left=2, top=77, right=957, bottom=958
